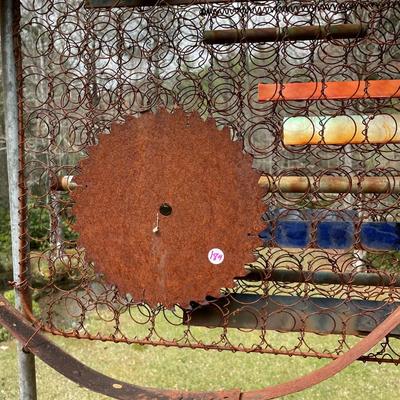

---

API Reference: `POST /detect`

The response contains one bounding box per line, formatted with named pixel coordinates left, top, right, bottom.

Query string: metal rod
left=50, top=175, right=77, bottom=191
left=1, top=1, right=37, bottom=399
left=258, top=80, right=400, bottom=102
left=57, top=174, right=400, bottom=194
left=242, top=268, right=400, bottom=288
left=203, top=23, right=367, bottom=45
left=258, top=175, right=400, bottom=194
left=185, top=293, right=400, bottom=337
left=85, top=0, right=255, bottom=6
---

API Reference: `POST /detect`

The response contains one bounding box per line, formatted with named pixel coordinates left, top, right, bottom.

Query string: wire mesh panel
left=15, top=0, right=400, bottom=365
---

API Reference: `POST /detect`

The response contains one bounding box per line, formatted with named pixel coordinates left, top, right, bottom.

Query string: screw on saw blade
left=152, top=213, right=160, bottom=234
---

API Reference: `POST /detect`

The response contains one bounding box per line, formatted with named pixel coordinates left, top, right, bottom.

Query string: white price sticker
left=208, top=248, right=224, bottom=265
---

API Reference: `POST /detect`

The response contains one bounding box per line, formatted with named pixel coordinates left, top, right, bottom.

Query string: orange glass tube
left=258, top=80, right=400, bottom=101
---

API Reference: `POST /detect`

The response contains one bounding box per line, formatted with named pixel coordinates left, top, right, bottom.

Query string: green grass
left=2, top=267, right=400, bottom=400
left=0, top=327, right=399, bottom=400
left=1, top=265, right=399, bottom=399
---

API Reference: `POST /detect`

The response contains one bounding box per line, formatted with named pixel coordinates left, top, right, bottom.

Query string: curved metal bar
left=1, top=293, right=399, bottom=400
left=242, top=302, right=400, bottom=399
left=0, top=294, right=240, bottom=400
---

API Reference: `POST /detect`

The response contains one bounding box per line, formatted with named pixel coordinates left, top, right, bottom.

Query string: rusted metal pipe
left=258, top=175, right=400, bottom=194
left=86, top=0, right=256, bottom=6
left=204, top=23, right=367, bottom=45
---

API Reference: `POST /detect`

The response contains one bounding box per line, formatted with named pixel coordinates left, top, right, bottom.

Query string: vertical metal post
left=1, top=1, right=38, bottom=399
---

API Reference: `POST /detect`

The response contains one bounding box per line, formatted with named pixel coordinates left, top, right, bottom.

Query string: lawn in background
left=0, top=329, right=399, bottom=400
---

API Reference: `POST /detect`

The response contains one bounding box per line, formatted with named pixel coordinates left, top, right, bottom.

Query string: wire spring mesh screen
left=17, top=0, right=400, bottom=362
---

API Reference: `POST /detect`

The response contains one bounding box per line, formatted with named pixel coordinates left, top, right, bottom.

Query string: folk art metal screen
left=13, top=0, right=400, bottom=369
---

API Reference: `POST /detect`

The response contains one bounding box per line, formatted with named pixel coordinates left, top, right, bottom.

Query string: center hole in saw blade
left=159, top=203, right=172, bottom=216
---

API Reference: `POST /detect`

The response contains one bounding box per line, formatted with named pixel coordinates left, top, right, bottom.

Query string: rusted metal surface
left=14, top=0, right=400, bottom=396
left=185, top=293, right=400, bottom=336
left=283, top=114, right=400, bottom=145
left=204, top=24, right=367, bottom=45
left=18, top=0, right=400, bottom=361
left=72, top=109, right=264, bottom=308
left=258, top=80, right=400, bottom=101
left=258, top=175, right=400, bottom=194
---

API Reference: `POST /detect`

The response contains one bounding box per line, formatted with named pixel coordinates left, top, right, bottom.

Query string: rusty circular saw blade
left=72, top=109, right=264, bottom=308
